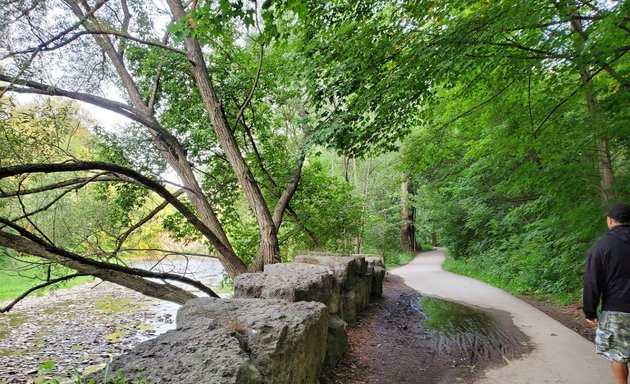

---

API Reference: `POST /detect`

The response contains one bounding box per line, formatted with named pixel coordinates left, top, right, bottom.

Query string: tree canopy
left=0, top=0, right=628, bottom=306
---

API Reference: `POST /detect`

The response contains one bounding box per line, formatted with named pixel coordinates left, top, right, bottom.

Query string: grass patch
left=383, top=251, right=414, bottom=268
left=381, top=244, right=434, bottom=269
left=0, top=257, right=94, bottom=301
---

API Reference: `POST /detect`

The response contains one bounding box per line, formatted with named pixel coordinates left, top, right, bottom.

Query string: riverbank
left=0, top=280, right=179, bottom=383
left=0, top=256, right=225, bottom=383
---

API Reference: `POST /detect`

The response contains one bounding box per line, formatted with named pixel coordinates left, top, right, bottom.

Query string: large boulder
left=90, top=324, right=262, bottom=384
left=295, top=254, right=374, bottom=323
left=234, top=263, right=340, bottom=315
left=178, top=297, right=329, bottom=384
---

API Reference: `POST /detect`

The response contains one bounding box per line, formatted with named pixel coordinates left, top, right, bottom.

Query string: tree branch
left=231, top=43, right=264, bottom=131
left=0, top=174, right=131, bottom=198
left=1, top=273, right=88, bottom=313
left=0, top=74, right=158, bottom=130
left=0, top=161, right=234, bottom=257
left=272, top=152, right=306, bottom=230
left=0, top=0, right=111, bottom=98
left=533, top=65, right=608, bottom=136
left=112, top=189, right=184, bottom=255
left=0, top=224, right=219, bottom=304
left=437, top=80, right=515, bottom=131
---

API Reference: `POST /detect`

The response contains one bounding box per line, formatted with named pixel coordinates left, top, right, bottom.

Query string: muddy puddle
left=417, top=296, right=531, bottom=366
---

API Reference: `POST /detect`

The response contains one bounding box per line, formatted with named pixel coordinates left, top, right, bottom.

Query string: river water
left=0, top=256, right=225, bottom=383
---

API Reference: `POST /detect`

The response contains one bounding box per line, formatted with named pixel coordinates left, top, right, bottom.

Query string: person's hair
left=615, top=212, right=630, bottom=224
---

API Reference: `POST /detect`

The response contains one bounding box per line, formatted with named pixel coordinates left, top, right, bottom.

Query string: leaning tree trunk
left=167, top=0, right=281, bottom=268
left=0, top=231, right=199, bottom=305
left=63, top=0, right=248, bottom=277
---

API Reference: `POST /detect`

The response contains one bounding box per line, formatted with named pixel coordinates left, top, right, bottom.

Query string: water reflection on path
left=418, top=296, right=530, bottom=366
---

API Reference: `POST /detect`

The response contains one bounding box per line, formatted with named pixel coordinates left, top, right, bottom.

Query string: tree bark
left=401, top=177, right=420, bottom=252
left=166, top=0, right=280, bottom=268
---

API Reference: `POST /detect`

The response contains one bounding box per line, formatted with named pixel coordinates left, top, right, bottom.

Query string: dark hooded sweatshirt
left=583, top=225, right=630, bottom=319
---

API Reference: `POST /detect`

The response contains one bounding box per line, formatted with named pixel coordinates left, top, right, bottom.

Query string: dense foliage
left=0, top=0, right=627, bottom=305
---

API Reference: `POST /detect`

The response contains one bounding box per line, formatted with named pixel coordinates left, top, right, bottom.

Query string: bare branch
left=112, top=189, right=184, bottom=255
left=0, top=74, right=157, bottom=129
left=148, top=29, right=175, bottom=114
left=0, top=223, right=219, bottom=302
left=6, top=30, right=187, bottom=58
left=533, top=65, right=609, bottom=136
left=437, top=80, right=515, bottom=132
left=114, top=248, right=218, bottom=258
left=0, top=174, right=131, bottom=197
left=0, top=0, right=111, bottom=99
left=11, top=182, right=81, bottom=222
left=271, top=152, right=306, bottom=230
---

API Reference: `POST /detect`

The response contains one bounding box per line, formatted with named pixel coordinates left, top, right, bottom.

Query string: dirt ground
left=321, top=275, right=531, bottom=384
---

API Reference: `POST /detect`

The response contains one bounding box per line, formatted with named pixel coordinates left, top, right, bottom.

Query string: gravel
left=0, top=280, right=183, bottom=383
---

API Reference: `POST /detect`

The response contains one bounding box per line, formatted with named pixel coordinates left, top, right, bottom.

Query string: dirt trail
left=392, top=249, right=611, bottom=384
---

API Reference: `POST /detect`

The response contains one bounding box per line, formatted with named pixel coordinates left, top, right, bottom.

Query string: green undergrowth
left=34, top=360, right=152, bottom=384
left=383, top=244, right=433, bottom=269
left=443, top=252, right=581, bottom=306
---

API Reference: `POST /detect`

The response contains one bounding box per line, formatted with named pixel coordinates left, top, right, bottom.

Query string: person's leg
left=611, top=362, right=628, bottom=384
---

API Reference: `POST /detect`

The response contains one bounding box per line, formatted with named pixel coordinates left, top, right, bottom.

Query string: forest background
left=0, top=0, right=628, bottom=307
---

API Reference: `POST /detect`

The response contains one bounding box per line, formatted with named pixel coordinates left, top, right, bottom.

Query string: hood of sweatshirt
left=607, top=225, right=630, bottom=245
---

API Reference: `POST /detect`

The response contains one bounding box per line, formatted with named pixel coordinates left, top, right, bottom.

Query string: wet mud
left=420, top=296, right=530, bottom=367
left=321, top=275, right=532, bottom=384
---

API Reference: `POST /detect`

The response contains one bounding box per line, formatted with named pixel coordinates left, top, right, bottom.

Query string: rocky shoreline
left=0, top=280, right=181, bottom=383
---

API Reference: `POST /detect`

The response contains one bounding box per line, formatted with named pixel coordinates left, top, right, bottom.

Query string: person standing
left=584, top=203, right=630, bottom=384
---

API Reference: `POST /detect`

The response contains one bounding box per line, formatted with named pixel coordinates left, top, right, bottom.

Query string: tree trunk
left=431, top=233, right=438, bottom=247
left=568, top=9, right=615, bottom=205
left=166, top=0, right=280, bottom=269
left=354, top=159, right=370, bottom=254
left=401, top=178, right=420, bottom=252
left=63, top=0, right=248, bottom=277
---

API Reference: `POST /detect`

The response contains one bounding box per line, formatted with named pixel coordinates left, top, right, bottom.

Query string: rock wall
left=94, top=254, right=384, bottom=384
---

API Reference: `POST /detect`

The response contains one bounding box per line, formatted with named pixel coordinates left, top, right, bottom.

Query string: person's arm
left=583, top=248, right=605, bottom=322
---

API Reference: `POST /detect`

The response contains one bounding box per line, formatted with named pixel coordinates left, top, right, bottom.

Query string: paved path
left=391, top=249, right=612, bottom=384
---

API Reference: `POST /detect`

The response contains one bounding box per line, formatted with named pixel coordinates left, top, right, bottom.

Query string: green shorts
left=597, top=311, right=630, bottom=364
